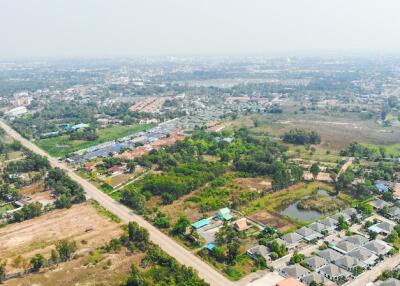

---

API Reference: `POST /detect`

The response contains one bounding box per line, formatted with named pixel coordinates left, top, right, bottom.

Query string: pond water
left=280, top=201, right=323, bottom=221
left=317, top=189, right=330, bottom=196
left=279, top=189, right=332, bottom=221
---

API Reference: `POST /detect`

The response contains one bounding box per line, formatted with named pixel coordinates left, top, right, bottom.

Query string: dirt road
left=337, top=157, right=353, bottom=179
left=0, top=120, right=234, bottom=286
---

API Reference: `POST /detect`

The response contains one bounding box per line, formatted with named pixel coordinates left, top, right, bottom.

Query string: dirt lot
left=0, top=202, right=123, bottom=273
left=249, top=210, right=296, bottom=233
left=4, top=251, right=144, bottom=286
left=233, top=177, right=272, bottom=193
left=20, top=181, right=45, bottom=196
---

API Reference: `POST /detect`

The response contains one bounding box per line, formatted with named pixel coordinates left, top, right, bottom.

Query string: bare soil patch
left=0, top=202, right=122, bottom=272
left=249, top=210, right=295, bottom=233
left=234, top=177, right=272, bottom=192
left=4, top=251, right=145, bottom=286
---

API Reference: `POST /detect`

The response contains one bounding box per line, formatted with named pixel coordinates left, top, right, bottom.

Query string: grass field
left=232, top=109, right=400, bottom=151
left=363, top=143, right=400, bottom=157
left=0, top=203, right=14, bottom=217
left=36, top=124, right=153, bottom=157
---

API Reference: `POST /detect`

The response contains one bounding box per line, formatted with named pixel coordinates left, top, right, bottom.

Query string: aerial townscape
left=1, top=1, right=400, bottom=286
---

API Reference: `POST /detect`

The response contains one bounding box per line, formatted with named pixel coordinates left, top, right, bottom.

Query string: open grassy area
left=36, top=124, right=153, bottom=157
left=363, top=143, right=400, bottom=157
left=232, top=109, right=400, bottom=151
left=0, top=203, right=14, bottom=217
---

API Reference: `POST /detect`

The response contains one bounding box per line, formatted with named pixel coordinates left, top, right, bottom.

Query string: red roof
left=276, top=277, right=306, bottom=286
left=108, top=165, right=125, bottom=173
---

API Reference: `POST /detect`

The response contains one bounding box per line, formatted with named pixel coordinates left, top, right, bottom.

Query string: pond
left=279, top=189, right=333, bottom=221
left=280, top=201, right=323, bottom=221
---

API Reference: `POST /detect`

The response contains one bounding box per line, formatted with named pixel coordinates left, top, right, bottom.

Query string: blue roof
left=191, top=218, right=210, bottom=229
left=207, top=243, right=216, bottom=251
left=375, top=183, right=389, bottom=193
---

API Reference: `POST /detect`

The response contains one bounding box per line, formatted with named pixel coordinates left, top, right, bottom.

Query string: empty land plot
left=4, top=251, right=144, bottom=286
left=20, top=180, right=45, bottom=195
left=233, top=177, right=272, bottom=192
left=249, top=210, right=296, bottom=233
left=0, top=202, right=122, bottom=273
left=238, top=113, right=400, bottom=150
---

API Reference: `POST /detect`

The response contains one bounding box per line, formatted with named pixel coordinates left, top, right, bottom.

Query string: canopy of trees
left=46, top=168, right=86, bottom=208
left=282, top=129, right=321, bottom=145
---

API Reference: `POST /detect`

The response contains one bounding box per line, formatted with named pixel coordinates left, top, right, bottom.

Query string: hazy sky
left=1, top=0, right=400, bottom=58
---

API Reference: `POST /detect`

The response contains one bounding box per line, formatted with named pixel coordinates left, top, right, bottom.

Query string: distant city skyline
left=1, top=0, right=400, bottom=58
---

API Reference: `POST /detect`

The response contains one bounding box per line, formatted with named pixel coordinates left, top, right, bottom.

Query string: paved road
left=0, top=120, right=234, bottom=286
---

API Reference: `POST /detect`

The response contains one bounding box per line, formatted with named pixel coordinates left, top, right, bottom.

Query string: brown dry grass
left=249, top=210, right=296, bottom=233
left=0, top=202, right=123, bottom=273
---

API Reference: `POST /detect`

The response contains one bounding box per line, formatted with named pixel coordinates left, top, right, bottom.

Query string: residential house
left=318, top=263, right=351, bottom=282
left=363, top=240, right=392, bottom=256
left=376, top=278, right=400, bottom=286
left=233, top=218, right=249, bottom=231
left=344, top=235, right=369, bottom=247
left=317, top=249, right=344, bottom=263
left=216, top=207, right=232, bottom=221
left=295, top=227, right=323, bottom=242
left=280, top=264, right=311, bottom=280
left=375, top=182, right=390, bottom=194
left=368, top=221, right=395, bottom=235
left=309, top=222, right=328, bottom=233
left=191, top=218, right=210, bottom=229
left=332, top=212, right=351, bottom=222
left=107, top=165, right=126, bottom=174
left=348, top=247, right=378, bottom=267
left=343, top=208, right=361, bottom=220
left=370, top=199, right=391, bottom=210
left=300, top=272, right=332, bottom=286
left=388, top=206, right=400, bottom=222
left=320, top=218, right=338, bottom=232
left=333, top=255, right=364, bottom=272
left=247, top=245, right=270, bottom=261
left=303, top=256, right=329, bottom=271
left=331, top=240, right=359, bottom=255
left=281, top=232, right=303, bottom=249
left=276, top=277, right=306, bottom=286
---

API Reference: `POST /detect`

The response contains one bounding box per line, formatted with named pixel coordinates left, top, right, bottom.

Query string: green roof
left=217, top=208, right=232, bottom=220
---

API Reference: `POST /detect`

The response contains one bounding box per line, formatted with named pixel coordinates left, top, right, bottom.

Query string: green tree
left=337, top=215, right=349, bottom=231
left=227, top=242, right=240, bottom=264
left=128, top=222, right=149, bottom=245
left=30, top=254, right=46, bottom=272
left=50, top=249, right=60, bottom=264
left=289, top=250, right=305, bottom=265
left=215, top=222, right=237, bottom=244
left=387, top=230, right=399, bottom=243
left=121, top=189, right=146, bottom=214
left=124, top=265, right=147, bottom=286
left=310, top=163, right=320, bottom=178
left=154, top=212, right=171, bottom=229
left=171, top=216, right=190, bottom=236
left=211, top=246, right=226, bottom=263
left=56, top=240, right=77, bottom=262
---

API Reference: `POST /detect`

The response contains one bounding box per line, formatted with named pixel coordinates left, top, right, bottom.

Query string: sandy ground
left=4, top=251, right=145, bottom=286
left=249, top=210, right=295, bottom=232
left=234, top=177, right=272, bottom=192
left=0, top=202, right=122, bottom=272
